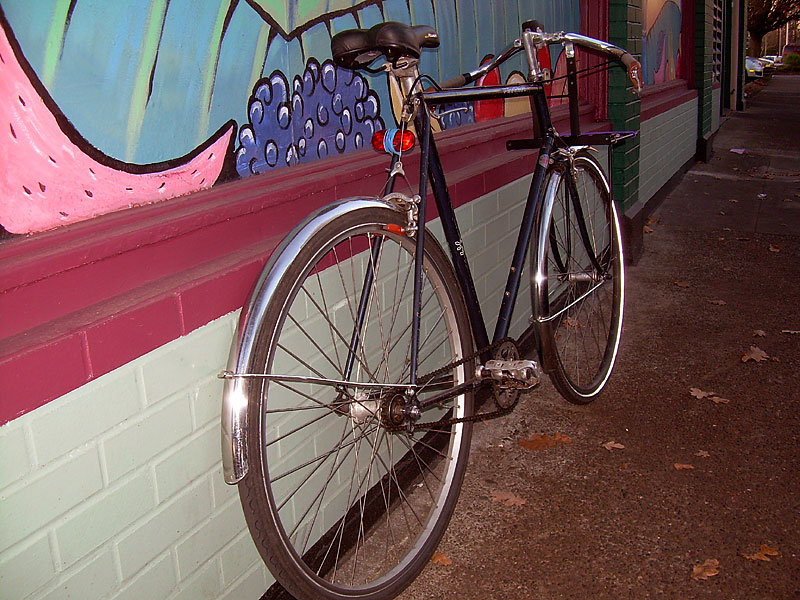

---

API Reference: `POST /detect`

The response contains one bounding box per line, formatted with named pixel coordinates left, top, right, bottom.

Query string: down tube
left=417, top=114, right=491, bottom=354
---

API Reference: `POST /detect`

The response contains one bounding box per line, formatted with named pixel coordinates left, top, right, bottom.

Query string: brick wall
left=607, top=0, right=642, bottom=213
left=695, top=0, right=715, bottom=138
left=638, top=97, right=699, bottom=202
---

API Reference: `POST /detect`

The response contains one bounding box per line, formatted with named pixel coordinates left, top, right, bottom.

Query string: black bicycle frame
left=342, top=56, right=635, bottom=387
left=404, top=81, right=557, bottom=384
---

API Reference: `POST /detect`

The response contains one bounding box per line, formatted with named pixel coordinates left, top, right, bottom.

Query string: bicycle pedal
left=476, top=359, right=542, bottom=389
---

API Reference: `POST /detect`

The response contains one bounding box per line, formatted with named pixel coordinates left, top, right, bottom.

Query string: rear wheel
left=239, top=205, right=474, bottom=600
left=532, top=153, right=624, bottom=403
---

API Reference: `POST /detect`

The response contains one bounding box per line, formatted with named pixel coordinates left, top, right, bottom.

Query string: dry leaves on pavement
left=431, top=552, right=453, bottom=566
left=691, top=558, right=720, bottom=580
left=518, top=433, right=571, bottom=451
left=674, top=280, right=690, bottom=288
left=674, top=463, right=695, bottom=470
left=742, top=544, right=779, bottom=562
left=490, top=490, right=526, bottom=507
left=753, top=329, right=766, bottom=337
left=695, top=450, right=710, bottom=457
left=689, top=388, right=729, bottom=404
left=707, top=299, right=727, bottom=306
left=602, top=441, right=625, bottom=451
left=742, top=346, right=769, bottom=363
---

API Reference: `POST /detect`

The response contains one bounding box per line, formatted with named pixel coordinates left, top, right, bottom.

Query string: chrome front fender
left=221, top=196, right=395, bottom=484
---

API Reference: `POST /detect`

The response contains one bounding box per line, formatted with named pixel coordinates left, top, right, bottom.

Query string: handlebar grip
left=438, top=73, right=470, bottom=89
left=620, top=52, right=644, bottom=94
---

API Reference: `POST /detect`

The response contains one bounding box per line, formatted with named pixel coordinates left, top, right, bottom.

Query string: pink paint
left=0, top=18, right=234, bottom=234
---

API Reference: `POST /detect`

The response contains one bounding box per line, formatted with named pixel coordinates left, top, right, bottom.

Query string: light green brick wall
left=0, top=167, right=547, bottom=599
left=638, top=98, right=699, bottom=203
left=711, top=86, right=721, bottom=134
left=0, top=316, right=270, bottom=600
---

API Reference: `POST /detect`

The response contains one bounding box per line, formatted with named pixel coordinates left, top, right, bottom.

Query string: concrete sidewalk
left=401, top=74, right=800, bottom=599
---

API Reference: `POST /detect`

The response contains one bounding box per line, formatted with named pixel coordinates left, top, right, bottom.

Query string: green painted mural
left=0, top=0, right=579, bottom=234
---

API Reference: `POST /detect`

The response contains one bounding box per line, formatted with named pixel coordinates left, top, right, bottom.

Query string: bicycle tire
left=238, top=204, right=474, bottom=600
left=532, top=152, right=624, bottom=403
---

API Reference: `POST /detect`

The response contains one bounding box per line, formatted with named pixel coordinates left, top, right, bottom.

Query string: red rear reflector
left=371, top=129, right=415, bottom=154
left=385, top=223, right=405, bottom=235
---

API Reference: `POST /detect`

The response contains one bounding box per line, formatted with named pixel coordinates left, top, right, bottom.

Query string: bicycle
left=220, top=19, right=643, bottom=600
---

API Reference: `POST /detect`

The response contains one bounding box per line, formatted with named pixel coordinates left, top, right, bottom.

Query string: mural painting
left=0, top=0, right=579, bottom=235
left=642, top=0, right=682, bottom=86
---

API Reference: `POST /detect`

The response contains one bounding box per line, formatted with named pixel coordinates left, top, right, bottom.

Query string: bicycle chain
left=387, top=337, right=521, bottom=432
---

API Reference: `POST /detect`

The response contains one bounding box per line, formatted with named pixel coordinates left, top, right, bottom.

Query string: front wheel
left=532, top=153, right=624, bottom=403
left=238, top=205, right=474, bottom=600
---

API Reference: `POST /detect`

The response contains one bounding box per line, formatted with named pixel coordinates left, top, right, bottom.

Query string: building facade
left=0, top=1, right=746, bottom=598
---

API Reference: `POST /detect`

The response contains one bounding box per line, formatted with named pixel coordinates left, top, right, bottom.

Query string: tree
left=748, top=0, right=800, bottom=55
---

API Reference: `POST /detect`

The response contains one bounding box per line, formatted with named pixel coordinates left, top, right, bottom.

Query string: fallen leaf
left=647, top=217, right=659, bottom=225
left=643, top=225, right=654, bottom=234
left=730, top=148, right=747, bottom=154
left=563, top=317, right=581, bottom=329
left=690, top=387, right=715, bottom=399
left=552, top=433, right=572, bottom=443
left=742, top=544, right=779, bottom=562
left=490, top=490, right=526, bottom=507
left=769, top=244, right=780, bottom=253
left=729, top=198, right=739, bottom=203
left=691, top=558, right=720, bottom=580
left=781, top=329, right=799, bottom=335
left=722, top=227, right=732, bottom=231
left=753, top=330, right=766, bottom=337
left=602, top=441, right=625, bottom=451
left=674, top=463, right=695, bottom=470
left=742, top=346, right=769, bottom=363
left=707, top=299, right=727, bottom=306
left=710, top=396, right=730, bottom=404
left=674, top=280, right=690, bottom=288
left=519, top=434, right=556, bottom=450
left=431, top=552, right=453, bottom=566
left=695, top=450, right=710, bottom=457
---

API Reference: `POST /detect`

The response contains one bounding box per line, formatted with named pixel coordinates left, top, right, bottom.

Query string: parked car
left=763, top=54, right=782, bottom=66
left=782, top=43, right=800, bottom=58
left=745, top=57, right=764, bottom=80
left=757, top=57, right=775, bottom=76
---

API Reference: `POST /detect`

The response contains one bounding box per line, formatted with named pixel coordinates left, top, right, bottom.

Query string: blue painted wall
left=3, top=0, right=579, bottom=170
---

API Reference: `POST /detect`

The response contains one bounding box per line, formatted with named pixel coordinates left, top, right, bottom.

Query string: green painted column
left=607, top=0, right=642, bottom=213
left=695, top=0, right=715, bottom=158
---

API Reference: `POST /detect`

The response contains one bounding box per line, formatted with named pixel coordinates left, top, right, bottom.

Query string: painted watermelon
left=0, top=16, right=234, bottom=234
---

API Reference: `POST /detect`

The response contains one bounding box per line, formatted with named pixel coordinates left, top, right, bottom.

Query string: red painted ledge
left=0, top=105, right=607, bottom=425
left=640, top=79, right=698, bottom=122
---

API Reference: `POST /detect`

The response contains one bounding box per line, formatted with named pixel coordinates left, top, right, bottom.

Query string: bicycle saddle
left=331, top=22, right=439, bottom=69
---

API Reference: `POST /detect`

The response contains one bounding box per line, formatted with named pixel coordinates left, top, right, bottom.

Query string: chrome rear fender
left=221, top=197, right=395, bottom=484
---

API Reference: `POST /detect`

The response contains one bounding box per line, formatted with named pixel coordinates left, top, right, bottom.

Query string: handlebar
left=437, top=28, right=643, bottom=95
